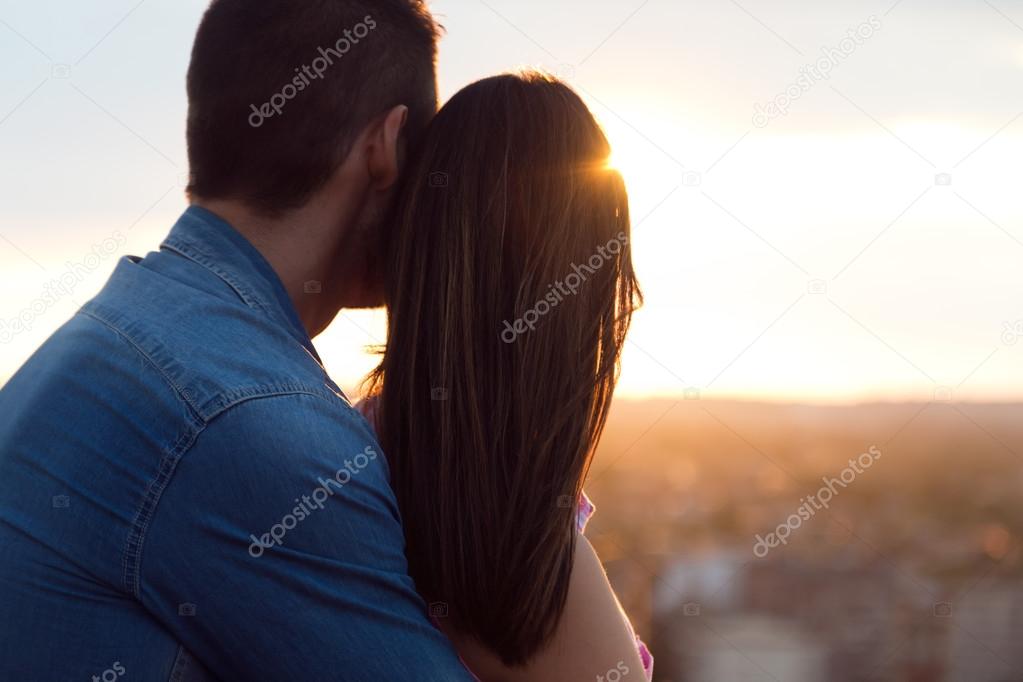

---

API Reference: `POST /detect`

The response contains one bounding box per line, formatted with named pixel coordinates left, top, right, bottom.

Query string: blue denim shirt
left=0, top=207, right=473, bottom=681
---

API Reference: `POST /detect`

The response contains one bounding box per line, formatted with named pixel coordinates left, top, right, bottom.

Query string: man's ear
left=366, top=104, right=409, bottom=191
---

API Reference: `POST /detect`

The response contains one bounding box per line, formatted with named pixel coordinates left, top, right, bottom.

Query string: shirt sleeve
left=138, top=391, right=475, bottom=682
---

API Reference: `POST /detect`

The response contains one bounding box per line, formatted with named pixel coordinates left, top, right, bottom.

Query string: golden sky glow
left=1, top=0, right=1021, bottom=402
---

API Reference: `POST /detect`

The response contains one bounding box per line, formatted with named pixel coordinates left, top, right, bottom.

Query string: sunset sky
left=1, top=0, right=1021, bottom=402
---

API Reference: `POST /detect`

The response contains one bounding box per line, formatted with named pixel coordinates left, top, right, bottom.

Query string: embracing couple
left=0, top=1, right=650, bottom=680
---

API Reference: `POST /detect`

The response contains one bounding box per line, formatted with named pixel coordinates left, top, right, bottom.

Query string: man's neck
left=194, top=198, right=349, bottom=338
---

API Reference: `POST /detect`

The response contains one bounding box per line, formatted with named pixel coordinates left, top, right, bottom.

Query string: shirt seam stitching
left=161, top=237, right=270, bottom=315
left=78, top=309, right=204, bottom=417
left=131, top=391, right=361, bottom=601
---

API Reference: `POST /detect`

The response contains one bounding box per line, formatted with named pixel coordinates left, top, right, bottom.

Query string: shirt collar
left=160, top=205, right=320, bottom=361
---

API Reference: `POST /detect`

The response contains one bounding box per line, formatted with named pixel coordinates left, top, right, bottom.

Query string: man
left=0, top=1, right=474, bottom=680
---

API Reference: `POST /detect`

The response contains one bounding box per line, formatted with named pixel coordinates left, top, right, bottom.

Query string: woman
left=363, top=71, right=650, bottom=681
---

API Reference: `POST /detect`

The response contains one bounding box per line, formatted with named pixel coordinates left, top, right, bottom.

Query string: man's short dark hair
left=186, top=0, right=440, bottom=215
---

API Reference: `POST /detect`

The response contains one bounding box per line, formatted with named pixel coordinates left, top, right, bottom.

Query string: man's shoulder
left=77, top=254, right=342, bottom=424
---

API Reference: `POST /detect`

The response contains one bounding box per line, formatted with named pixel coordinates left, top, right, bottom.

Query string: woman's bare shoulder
left=446, top=532, right=645, bottom=682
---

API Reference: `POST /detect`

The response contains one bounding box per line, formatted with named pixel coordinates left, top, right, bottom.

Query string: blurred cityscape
left=586, top=399, right=1023, bottom=682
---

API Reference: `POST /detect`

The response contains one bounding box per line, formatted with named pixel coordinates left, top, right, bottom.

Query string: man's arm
left=138, top=392, right=474, bottom=681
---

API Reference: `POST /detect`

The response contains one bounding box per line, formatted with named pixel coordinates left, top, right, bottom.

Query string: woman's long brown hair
left=367, top=71, right=642, bottom=666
